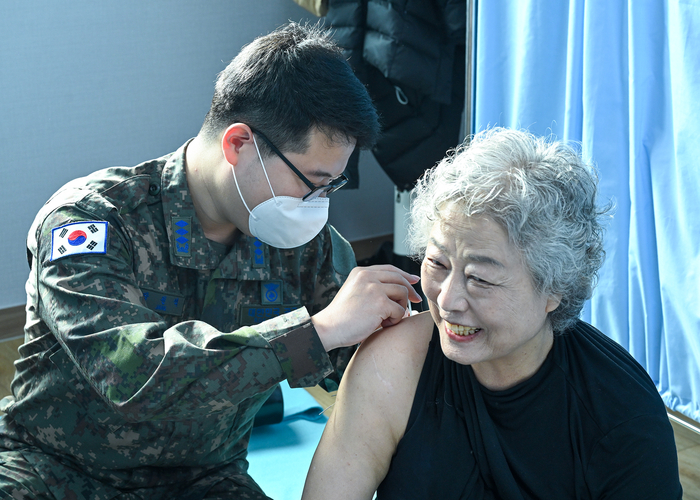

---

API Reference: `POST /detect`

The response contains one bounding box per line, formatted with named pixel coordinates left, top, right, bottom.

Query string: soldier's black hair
left=200, top=22, right=379, bottom=155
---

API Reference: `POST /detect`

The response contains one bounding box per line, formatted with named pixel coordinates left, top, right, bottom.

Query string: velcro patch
left=142, top=288, right=185, bottom=316
left=239, top=304, right=301, bottom=326
left=173, top=217, right=191, bottom=256
left=261, top=281, right=283, bottom=305
left=51, top=221, right=108, bottom=262
left=251, top=238, right=265, bottom=267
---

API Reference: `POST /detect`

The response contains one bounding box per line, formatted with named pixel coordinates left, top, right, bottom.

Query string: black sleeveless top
left=375, top=322, right=682, bottom=499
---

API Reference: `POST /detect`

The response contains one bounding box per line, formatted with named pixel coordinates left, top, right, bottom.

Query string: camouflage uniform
left=0, top=141, right=356, bottom=499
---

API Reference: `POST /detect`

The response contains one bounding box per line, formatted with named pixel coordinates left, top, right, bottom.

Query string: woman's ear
left=221, top=123, right=253, bottom=166
left=546, top=294, right=562, bottom=313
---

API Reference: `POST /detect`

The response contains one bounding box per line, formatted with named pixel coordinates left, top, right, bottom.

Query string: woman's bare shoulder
left=356, top=310, right=435, bottom=368
left=302, top=312, right=435, bottom=499
left=336, top=311, right=434, bottom=432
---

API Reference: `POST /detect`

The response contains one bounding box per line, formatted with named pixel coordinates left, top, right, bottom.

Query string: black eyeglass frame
left=250, top=127, right=348, bottom=201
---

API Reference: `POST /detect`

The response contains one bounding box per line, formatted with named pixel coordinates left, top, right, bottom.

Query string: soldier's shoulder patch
left=50, top=221, right=108, bottom=262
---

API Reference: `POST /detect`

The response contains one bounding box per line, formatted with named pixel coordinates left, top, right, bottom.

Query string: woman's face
left=422, top=212, right=561, bottom=390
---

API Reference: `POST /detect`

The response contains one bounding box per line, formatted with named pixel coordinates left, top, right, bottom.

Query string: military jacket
left=1, top=141, right=355, bottom=479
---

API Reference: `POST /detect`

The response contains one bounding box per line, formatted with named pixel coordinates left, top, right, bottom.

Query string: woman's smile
left=444, top=321, right=482, bottom=340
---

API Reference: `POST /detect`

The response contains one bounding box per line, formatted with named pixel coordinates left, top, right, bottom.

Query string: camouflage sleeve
left=30, top=203, right=334, bottom=422
left=258, top=310, right=333, bottom=388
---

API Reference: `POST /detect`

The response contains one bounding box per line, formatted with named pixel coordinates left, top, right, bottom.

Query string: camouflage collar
left=159, top=141, right=276, bottom=280
left=161, top=140, right=228, bottom=271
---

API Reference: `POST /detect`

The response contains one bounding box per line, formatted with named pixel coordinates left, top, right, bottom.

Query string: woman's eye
left=425, top=257, right=445, bottom=268
left=468, top=275, right=492, bottom=286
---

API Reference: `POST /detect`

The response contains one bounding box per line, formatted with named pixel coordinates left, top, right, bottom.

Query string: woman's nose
left=436, top=273, right=469, bottom=313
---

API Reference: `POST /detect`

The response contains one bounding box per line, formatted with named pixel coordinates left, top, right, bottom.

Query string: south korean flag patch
left=50, top=221, right=108, bottom=262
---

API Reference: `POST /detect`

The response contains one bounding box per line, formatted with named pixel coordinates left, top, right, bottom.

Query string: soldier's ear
left=221, top=123, right=254, bottom=166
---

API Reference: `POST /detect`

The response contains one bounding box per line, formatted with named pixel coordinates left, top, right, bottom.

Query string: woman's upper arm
left=302, top=312, right=434, bottom=500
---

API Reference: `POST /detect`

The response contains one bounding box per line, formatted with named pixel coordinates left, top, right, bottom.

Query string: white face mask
left=230, top=135, right=329, bottom=249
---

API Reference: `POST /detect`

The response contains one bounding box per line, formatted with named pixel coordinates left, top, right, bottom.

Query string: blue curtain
left=474, top=0, right=700, bottom=421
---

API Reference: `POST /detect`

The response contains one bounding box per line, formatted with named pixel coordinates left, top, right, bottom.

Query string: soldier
left=0, top=22, right=421, bottom=499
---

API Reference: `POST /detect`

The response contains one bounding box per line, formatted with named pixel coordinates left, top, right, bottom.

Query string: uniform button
left=148, top=183, right=161, bottom=196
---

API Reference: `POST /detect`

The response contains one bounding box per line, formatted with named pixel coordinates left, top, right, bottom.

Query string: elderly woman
left=302, top=128, right=682, bottom=499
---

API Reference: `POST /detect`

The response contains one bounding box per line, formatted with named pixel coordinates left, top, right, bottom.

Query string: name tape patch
left=51, top=221, right=108, bottom=262
left=142, top=288, right=185, bottom=316
left=239, top=304, right=301, bottom=326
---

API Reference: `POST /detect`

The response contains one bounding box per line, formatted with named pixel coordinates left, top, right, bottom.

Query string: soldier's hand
left=312, top=265, right=421, bottom=351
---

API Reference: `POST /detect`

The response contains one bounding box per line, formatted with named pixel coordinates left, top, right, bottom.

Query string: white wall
left=0, top=1, right=394, bottom=309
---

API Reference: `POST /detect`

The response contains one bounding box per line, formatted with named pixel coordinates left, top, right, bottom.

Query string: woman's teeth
left=447, top=322, right=481, bottom=336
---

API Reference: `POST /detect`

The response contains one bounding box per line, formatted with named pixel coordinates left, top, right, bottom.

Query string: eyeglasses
left=250, top=127, right=348, bottom=201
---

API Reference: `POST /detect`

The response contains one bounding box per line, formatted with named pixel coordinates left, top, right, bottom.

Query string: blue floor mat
left=247, top=381, right=328, bottom=500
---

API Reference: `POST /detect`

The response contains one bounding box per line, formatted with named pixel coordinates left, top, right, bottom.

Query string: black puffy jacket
left=327, top=0, right=466, bottom=190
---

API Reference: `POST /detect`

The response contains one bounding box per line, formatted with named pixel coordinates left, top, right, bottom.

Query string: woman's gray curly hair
left=407, top=128, right=612, bottom=333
